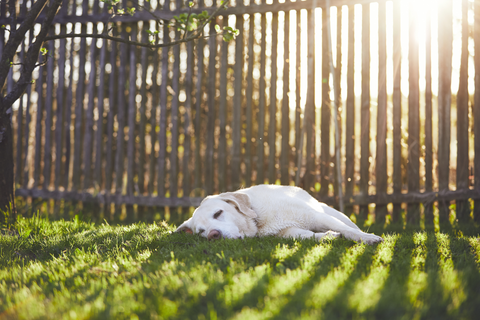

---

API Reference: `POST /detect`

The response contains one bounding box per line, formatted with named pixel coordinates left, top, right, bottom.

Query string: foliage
left=1, top=215, right=480, bottom=319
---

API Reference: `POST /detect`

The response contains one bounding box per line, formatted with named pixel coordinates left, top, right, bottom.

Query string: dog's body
left=176, top=185, right=383, bottom=245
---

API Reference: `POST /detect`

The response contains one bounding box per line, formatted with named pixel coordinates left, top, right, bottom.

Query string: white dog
left=175, top=185, right=384, bottom=245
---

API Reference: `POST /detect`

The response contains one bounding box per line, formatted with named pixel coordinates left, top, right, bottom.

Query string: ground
left=1, top=215, right=480, bottom=319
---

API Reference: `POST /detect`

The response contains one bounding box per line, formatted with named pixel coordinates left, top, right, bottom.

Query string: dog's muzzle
left=207, top=229, right=222, bottom=240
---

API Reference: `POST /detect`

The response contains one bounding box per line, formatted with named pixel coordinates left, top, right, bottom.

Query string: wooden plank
left=256, top=12, right=267, bottom=185
left=295, top=10, right=302, bottom=185
left=392, top=0, right=402, bottom=223
left=407, top=0, right=420, bottom=225
left=376, top=0, right=387, bottom=224
left=437, top=0, right=453, bottom=222
left=232, top=14, right=244, bottom=189
left=148, top=33, right=160, bottom=195
left=359, top=3, right=370, bottom=220
left=54, top=25, right=67, bottom=191
left=193, top=37, right=204, bottom=196
left=94, top=26, right=108, bottom=191
left=170, top=29, right=181, bottom=198
left=320, top=8, right=330, bottom=197
left=245, top=14, right=255, bottom=187
left=72, top=24, right=87, bottom=191
left=64, top=33, right=76, bottom=190
left=105, top=38, right=117, bottom=194
left=183, top=40, right=194, bottom=198
left=304, top=8, right=315, bottom=192
left=126, top=24, right=138, bottom=197
left=83, top=26, right=98, bottom=190
left=344, top=5, right=355, bottom=216
left=16, top=188, right=204, bottom=207
left=475, top=0, right=480, bottom=222
left=333, top=5, right=343, bottom=207
left=455, top=0, right=470, bottom=222
left=137, top=31, right=149, bottom=196
left=268, top=12, right=278, bottom=184
left=33, top=61, right=45, bottom=189
left=218, top=25, right=228, bottom=192
left=26, top=0, right=395, bottom=26
left=42, top=28, right=56, bottom=190
left=205, top=20, right=217, bottom=194
left=424, top=5, right=433, bottom=224
left=280, top=10, right=290, bottom=186
left=15, top=35, right=27, bottom=186
left=158, top=26, right=169, bottom=197
left=16, top=187, right=480, bottom=209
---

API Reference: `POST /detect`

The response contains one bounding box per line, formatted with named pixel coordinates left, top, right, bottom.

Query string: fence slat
left=42, top=28, right=55, bottom=191
left=438, top=0, right=453, bottom=222
left=94, top=27, right=108, bottom=191
left=256, top=12, right=267, bottom=185
left=320, top=8, right=330, bottom=198
left=280, top=10, right=290, bottom=186
left=475, top=0, right=480, bottom=221
left=304, top=8, right=315, bottom=192
left=392, top=0, right=402, bottom=223
left=15, top=37, right=27, bottom=186
left=105, top=39, right=117, bottom=194
left=424, top=6, right=433, bottom=224
left=193, top=37, right=204, bottom=196
left=333, top=5, right=342, bottom=207
left=83, top=26, right=98, bottom=190
left=63, top=34, right=75, bottom=191
left=33, top=62, right=45, bottom=189
left=376, top=0, right=387, bottom=224
left=232, top=14, right=244, bottom=189
left=114, top=27, right=128, bottom=196
left=218, top=27, right=228, bottom=193
left=72, top=24, right=87, bottom=191
left=170, top=29, right=181, bottom=199
left=137, top=36, right=149, bottom=196
left=148, top=34, right=159, bottom=196
left=268, top=12, right=278, bottom=184
left=456, top=0, right=470, bottom=222
left=183, top=40, right=194, bottom=198
left=54, top=25, right=67, bottom=191
left=359, top=3, right=370, bottom=220
left=344, top=5, right=355, bottom=215
left=205, top=20, right=217, bottom=195
left=407, top=1, right=420, bottom=225
left=126, top=25, right=137, bottom=200
left=295, top=10, right=302, bottom=185
left=245, top=15, right=254, bottom=187
left=158, top=26, right=169, bottom=197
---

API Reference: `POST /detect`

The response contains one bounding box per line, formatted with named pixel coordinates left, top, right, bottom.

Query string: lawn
left=1, top=215, right=480, bottom=320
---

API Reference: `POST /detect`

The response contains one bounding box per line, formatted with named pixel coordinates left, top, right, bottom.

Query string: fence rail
left=2, top=0, right=479, bottom=224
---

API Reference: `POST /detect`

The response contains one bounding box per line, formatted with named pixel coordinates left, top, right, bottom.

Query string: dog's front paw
left=361, top=233, right=384, bottom=245
left=325, top=231, right=341, bottom=239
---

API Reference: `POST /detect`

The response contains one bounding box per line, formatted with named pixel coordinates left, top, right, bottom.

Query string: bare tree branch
left=3, top=0, right=63, bottom=107
left=0, top=0, right=50, bottom=92
left=44, top=31, right=203, bottom=48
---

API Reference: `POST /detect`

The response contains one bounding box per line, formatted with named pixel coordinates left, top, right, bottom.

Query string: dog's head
left=175, top=192, right=258, bottom=240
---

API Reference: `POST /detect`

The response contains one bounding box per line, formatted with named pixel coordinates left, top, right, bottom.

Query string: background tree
left=0, top=0, right=236, bottom=227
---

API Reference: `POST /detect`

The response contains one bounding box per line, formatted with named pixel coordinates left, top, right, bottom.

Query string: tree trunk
left=0, top=98, right=16, bottom=227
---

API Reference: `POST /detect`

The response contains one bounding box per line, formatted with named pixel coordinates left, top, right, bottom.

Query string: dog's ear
left=218, top=192, right=257, bottom=219
left=175, top=219, right=193, bottom=234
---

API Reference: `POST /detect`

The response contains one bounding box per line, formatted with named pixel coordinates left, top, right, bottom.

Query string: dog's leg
left=278, top=227, right=341, bottom=241
left=307, top=213, right=384, bottom=245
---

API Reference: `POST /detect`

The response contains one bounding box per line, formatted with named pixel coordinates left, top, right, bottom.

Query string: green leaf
left=189, top=1, right=195, bottom=8
left=215, top=24, right=221, bottom=32
left=40, top=47, right=48, bottom=56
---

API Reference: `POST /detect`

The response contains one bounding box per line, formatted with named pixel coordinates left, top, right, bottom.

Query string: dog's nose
left=207, top=229, right=222, bottom=240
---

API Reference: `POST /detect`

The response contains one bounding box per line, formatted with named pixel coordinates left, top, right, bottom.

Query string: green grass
left=1, top=215, right=480, bottom=320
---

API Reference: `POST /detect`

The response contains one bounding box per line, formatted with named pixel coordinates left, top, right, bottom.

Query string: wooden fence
left=1, top=0, right=480, bottom=224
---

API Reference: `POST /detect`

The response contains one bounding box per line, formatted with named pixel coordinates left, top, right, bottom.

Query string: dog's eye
left=198, top=228, right=205, bottom=234
left=213, top=210, right=223, bottom=219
